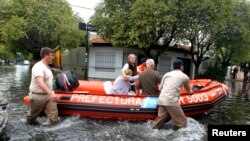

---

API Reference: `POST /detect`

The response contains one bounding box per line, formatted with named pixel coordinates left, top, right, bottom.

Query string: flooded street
left=0, top=65, right=249, bottom=141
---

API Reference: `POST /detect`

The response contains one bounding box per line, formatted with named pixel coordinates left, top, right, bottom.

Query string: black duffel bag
left=54, top=70, right=79, bottom=91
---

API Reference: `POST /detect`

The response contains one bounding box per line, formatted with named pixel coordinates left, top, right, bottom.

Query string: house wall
left=88, top=47, right=123, bottom=80
left=62, top=47, right=86, bottom=79
left=88, top=47, right=194, bottom=80
left=158, top=52, right=194, bottom=78
left=199, top=60, right=214, bottom=74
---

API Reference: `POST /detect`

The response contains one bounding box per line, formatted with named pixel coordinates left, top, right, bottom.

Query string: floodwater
left=0, top=65, right=249, bottom=141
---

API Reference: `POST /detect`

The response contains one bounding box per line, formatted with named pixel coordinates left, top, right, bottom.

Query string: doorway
left=177, top=57, right=192, bottom=77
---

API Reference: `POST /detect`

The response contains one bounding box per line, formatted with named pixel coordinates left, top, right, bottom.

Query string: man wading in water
left=27, top=47, right=59, bottom=125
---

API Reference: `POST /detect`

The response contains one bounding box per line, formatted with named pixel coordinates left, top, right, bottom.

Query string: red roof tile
left=90, top=37, right=110, bottom=43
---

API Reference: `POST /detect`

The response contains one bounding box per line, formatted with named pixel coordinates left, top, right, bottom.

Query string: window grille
left=95, top=52, right=115, bottom=72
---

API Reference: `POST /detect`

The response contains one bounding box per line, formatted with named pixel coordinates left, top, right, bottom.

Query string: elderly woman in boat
left=121, top=54, right=140, bottom=93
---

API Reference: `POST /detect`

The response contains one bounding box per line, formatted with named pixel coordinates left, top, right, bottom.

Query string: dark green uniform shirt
left=136, top=70, right=162, bottom=96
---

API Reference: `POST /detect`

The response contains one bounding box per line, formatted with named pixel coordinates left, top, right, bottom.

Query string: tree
left=91, top=0, right=237, bottom=77
left=215, top=0, right=250, bottom=65
left=91, top=0, right=180, bottom=65
left=0, top=0, right=85, bottom=60
left=0, top=44, right=15, bottom=64
left=176, top=0, right=236, bottom=76
left=214, top=0, right=250, bottom=82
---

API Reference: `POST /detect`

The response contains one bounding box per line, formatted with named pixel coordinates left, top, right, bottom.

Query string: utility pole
left=84, top=22, right=89, bottom=80
left=79, top=22, right=96, bottom=80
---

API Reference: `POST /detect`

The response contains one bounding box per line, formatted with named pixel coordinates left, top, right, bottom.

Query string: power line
left=69, top=4, right=95, bottom=11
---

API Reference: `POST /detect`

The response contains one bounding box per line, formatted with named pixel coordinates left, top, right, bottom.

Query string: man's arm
left=183, top=79, right=193, bottom=94
left=121, top=64, right=128, bottom=76
left=128, top=75, right=138, bottom=81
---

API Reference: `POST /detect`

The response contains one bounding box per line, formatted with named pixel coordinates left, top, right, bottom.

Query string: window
left=95, top=52, right=115, bottom=72
left=158, top=56, right=171, bottom=75
left=209, top=62, right=214, bottom=67
left=202, top=62, right=209, bottom=69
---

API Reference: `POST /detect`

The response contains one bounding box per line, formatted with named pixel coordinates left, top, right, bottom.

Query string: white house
left=87, top=37, right=195, bottom=80
left=59, top=36, right=218, bottom=81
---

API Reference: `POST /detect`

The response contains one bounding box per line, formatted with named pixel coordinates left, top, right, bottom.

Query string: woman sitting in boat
left=121, top=54, right=139, bottom=93
left=113, top=69, right=138, bottom=95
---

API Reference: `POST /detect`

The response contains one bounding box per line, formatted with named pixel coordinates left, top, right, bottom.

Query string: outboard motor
left=54, top=70, right=79, bottom=91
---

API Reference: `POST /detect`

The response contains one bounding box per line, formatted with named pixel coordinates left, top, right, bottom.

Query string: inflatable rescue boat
left=23, top=71, right=229, bottom=120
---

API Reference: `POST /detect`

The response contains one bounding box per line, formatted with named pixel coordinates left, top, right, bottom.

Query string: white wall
left=88, top=47, right=123, bottom=80
left=158, top=52, right=194, bottom=78
left=62, top=47, right=86, bottom=79
left=63, top=46, right=195, bottom=80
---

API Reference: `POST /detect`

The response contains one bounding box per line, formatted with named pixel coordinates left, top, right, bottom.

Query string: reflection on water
left=243, top=82, right=250, bottom=97
left=203, top=81, right=250, bottom=125
left=0, top=65, right=30, bottom=103
left=227, top=81, right=250, bottom=101
left=0, top=65, right=249, bottom=141
left=248, top=84, right=250, bottom=96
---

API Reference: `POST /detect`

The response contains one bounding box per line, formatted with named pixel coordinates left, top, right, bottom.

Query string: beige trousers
left=151, top=105, right=187, bottom=129
left=27, top=93, right=59, bottom=124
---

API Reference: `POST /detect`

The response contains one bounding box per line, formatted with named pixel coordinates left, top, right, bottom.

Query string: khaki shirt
left=29, top=61, right=53, bottom=93
left=158, top=70, right=190, bottom=107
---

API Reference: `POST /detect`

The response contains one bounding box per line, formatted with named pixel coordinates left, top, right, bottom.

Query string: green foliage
left=196, top=66, right=227, bottom=82
left=0, top=44, right=15, bottom=60
left=214, top=0, right=250, bottom=67
left=91, top=0, right=177, bottom=61
left=91, top=0, right=247, bottom=78
left=0, top=0, right=85, bottom=60
left=176, top=0, right=236, bottom=76
left=92, top=0, right=169, bottom=48
left=0, top=16, right=28, bottom=41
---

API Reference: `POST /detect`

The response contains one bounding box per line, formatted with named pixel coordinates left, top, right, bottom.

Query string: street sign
left=87, top=24, right=97, bottom=32
left=79, top=22, right=97, bottom=32
left=79, top=22, right=86, bottom=30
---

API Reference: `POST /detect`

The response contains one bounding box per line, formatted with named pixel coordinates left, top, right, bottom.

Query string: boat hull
left=56, top=94, right=226, bottom=120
